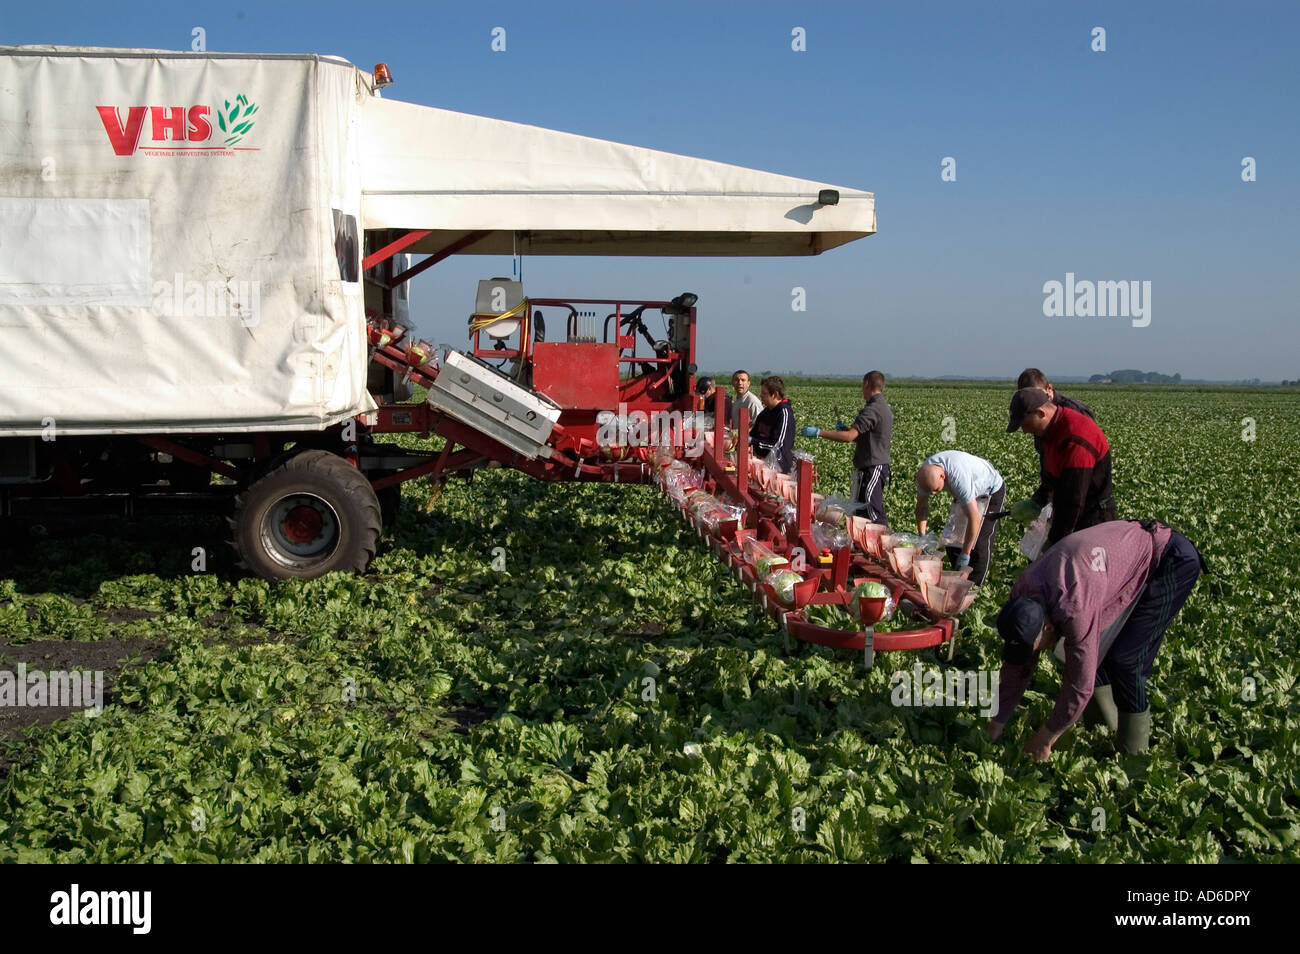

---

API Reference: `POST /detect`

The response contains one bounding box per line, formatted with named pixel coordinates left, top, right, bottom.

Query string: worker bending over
left=1007, top=369, right=1097, bottom=524
left=914, top=450, right=1005, bottom=585
left=991, top=520, right=1205, bottom=760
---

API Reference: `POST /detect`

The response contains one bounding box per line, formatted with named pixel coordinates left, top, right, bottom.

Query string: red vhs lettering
left=96, top=106, right=147, bottom=156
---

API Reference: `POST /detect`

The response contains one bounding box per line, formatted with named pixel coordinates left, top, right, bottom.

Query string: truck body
left=0, top=48, right=372, bottom=436
left=0, top=46, right=876, bottom=579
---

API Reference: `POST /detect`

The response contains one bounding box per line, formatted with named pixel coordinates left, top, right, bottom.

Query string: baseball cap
left=695, top=377, right=714, bottom=394
left=997, top=596, right=1045, bottom=664
left=1006, top=387, right=1052, bottom=432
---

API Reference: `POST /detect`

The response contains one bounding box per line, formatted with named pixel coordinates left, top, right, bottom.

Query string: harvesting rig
left=0, top=47, right=968, bottom=665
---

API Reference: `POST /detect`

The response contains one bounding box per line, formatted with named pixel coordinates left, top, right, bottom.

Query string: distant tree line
left=1088, top=370, right=1182, bottom=384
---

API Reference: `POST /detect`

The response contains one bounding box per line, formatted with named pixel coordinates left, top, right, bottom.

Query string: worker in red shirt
left=1007, top=368, right=1097, bottom=523
left=1007, top=387, right=1116, bottom=547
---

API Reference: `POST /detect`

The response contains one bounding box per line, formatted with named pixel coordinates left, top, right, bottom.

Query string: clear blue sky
left=7, top=1, right=1298, bottom=379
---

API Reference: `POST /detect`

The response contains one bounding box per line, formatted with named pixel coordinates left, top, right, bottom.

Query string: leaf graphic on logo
left=219, top=93, right=258, bottom=146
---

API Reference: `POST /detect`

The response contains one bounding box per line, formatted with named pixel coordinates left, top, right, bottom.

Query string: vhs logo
left=97, top=94, right=260, bottom=156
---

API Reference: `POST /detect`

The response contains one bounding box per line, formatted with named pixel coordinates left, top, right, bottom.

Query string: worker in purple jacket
left=989, top=519, right=1205, bottom=760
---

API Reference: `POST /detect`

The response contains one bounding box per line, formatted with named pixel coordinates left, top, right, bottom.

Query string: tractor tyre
left=232, top=450, right=381, bottom=580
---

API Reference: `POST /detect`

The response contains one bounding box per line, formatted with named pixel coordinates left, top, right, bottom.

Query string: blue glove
left=800, top=425, right=820, bottom=438
left=836, top=420, right=848, bottom=431
left=953, top=553, right=971, bottom=570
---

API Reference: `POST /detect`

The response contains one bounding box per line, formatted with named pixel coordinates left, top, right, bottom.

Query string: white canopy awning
left=360, top=97, right=875, bottom=257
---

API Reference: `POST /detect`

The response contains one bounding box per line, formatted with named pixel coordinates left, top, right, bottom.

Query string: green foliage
left=0, top=382, right=1297, bottom=861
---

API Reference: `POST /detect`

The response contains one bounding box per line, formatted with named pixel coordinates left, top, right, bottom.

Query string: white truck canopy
left=0, top=47, right=875, bottom=438
left=0, top=47, right=371, bottom=437
left=361, top=97, right=875, bottom=257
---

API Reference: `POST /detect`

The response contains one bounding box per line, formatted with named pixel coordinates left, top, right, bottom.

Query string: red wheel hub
left=283, top=505, right=324, bottom=544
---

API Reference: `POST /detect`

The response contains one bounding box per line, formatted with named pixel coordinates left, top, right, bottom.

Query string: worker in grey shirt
left=800, top=370, right=893, bottom=524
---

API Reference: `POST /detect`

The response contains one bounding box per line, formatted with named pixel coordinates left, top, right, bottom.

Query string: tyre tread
left=231, top=450, right=381, bottom=579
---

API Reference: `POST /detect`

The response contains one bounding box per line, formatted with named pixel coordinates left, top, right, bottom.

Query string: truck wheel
left=232, top=450, right=381, bottom=579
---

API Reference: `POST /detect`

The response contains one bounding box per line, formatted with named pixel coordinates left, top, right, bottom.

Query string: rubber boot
left=1117, top=709, right=1151, bottom=754
left=1083, top=685, right=1119, bottom=732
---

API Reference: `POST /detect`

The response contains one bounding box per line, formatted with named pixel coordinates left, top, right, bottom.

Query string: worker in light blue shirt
left=915, top=450, right=1006, bottom=585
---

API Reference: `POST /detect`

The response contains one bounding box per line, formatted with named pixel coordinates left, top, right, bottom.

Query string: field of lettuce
left=1, top=380, right=1297, bottom=862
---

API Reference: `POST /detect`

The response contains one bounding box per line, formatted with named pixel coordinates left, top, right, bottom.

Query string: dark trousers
left=1095, top=532, right=1203, bottom=712
left=851, top=465, right=889, bottom=526
left=944, top=484, right=1004, bottom=587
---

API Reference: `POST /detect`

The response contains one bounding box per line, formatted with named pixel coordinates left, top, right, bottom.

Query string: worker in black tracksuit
left=750, top=375, right=796, bottom=474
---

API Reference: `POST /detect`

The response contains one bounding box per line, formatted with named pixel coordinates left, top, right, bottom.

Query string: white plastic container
left=1019, top=504, right=1054, bottom=561
left=941, top=495, right=991, bottom=548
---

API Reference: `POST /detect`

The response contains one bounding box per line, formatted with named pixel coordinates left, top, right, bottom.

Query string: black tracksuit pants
left=851, top=464, right=889, bottom=526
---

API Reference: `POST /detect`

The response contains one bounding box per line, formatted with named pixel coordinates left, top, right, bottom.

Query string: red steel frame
left=469, top=296, right=695, bottom=411
left=359, top=228, right=705, bottom=494
left=670, top=389, right=958, bottom=668
left=355, top=233, right=961, bottom=667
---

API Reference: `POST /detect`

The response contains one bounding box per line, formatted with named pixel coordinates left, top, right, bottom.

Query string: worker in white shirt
left=914, top=450, right=1006, bottom=586
left=729, top=370, right=764, bottom=431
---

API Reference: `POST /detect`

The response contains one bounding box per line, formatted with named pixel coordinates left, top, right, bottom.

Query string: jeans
left=1095, top=531, right=1203, bottom=713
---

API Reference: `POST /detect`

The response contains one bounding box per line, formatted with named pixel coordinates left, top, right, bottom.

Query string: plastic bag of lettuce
left=814, top=495, right=855, bottom=528
left=849, top=579, right=896, bottom=622
left=766, top=569, right=804, bottom=606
